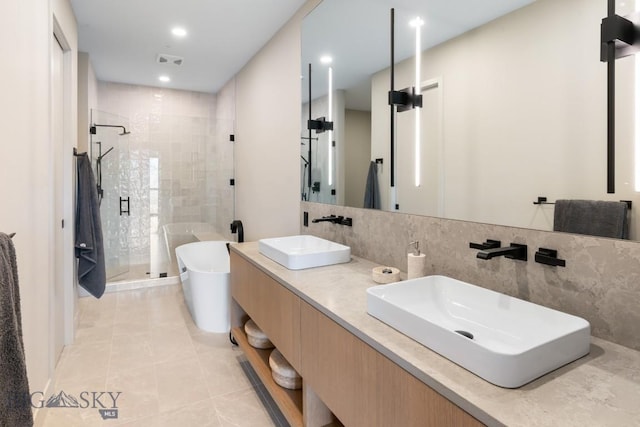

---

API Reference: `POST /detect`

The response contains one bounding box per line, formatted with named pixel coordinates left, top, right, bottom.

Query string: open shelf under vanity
left=232, top=326, right=304, bottom=426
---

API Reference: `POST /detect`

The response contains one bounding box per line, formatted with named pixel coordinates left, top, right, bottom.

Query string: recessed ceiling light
left=159, top=75, right=171, bottom=83
left=320, top=55, right=333, bottom=64
left=171, top=27, right=187, bottom=37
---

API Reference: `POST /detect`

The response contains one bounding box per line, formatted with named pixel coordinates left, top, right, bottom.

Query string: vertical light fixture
left=636, top=2, right=640, bottom=191
left=328, top=66, right=334, bottom=186
left=321, top=55, right=334, bottom=187
left=411, top=17, right=424, bottom=187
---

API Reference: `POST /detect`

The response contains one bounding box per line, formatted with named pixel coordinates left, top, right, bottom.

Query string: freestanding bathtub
left=163, top=222, right=216, bottom=264
left=175, top=240, right=230, bottom=333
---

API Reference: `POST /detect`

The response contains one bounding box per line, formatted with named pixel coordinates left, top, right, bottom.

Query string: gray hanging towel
left=75, top=153, right=106, bottom=298
left=553, top=199, right=629, bottom=239
left=0, top=233, right=34, bottom=426
left=363, top=161, right=381, bottom=209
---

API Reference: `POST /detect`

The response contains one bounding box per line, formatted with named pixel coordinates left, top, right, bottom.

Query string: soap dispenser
left=407, top=241, right=427, bottom=280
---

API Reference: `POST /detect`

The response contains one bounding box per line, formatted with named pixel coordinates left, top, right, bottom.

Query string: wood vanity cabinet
left=299, top=301, right=483, bottom=427
left=230, top=252, right=304, bottom=427
left=230, top=251, right=483, bottom=427
left=230, top=251, right=301, bottom=370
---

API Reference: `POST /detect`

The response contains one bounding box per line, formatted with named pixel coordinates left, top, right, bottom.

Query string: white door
left=51, top=35, right=65, bottom=362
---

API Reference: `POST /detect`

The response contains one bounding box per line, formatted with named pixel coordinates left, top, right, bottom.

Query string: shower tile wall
left=97, top=82, right=234, bottom=268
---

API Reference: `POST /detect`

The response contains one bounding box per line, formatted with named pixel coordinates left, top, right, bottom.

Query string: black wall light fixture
left=306, top=63, right=313, bottom=189
left=389, top=87, right=423, bottom=112
left=600, top=0, right=640, bottom=193
left=388, top=8, right=423, bottom=188
left=307, top=116, right=334, bottom=133
left=305, top=62, right=335, bottom=189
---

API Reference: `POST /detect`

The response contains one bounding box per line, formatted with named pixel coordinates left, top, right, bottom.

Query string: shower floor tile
left=37, top=284, right=281, bottom=427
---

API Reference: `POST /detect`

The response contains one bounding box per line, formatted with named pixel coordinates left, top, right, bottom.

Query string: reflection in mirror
left=301, top=62, right=342, bottom=205
left=302, top=0, right=640, bottom=240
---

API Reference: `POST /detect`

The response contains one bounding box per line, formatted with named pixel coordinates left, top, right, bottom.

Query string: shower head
left=91, top=124, right=130, bottom=136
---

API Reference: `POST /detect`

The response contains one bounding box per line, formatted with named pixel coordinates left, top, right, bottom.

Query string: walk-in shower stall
left=90, top=110, right=133, bottom=281
left=89, top=106, right=235, bottom=286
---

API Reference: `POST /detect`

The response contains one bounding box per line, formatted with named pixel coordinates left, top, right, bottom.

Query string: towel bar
left=533, top=196, right=554, bottom=205
left=533, top=197, right=632, bottom=210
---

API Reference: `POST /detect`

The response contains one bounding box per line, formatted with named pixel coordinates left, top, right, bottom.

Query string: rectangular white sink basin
left=258, top=235, right=351, bottom=270
left=367, top=275, right=590, bottom=388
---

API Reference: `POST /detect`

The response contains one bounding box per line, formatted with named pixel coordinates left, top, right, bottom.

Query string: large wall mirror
left=301, top=0, right=640, bottom=240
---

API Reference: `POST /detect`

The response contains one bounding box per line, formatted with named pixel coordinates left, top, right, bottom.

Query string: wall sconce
left=388, top=17, right=424, bottom=114
left=388, top=12, right=424, bottom=188
left=635, top=3, right=640, bottom=192
left=636, top=49, right=640, bottom=192
left=388, top=87, right=423, bottom=112
left=327, top=65, right=334, bottom=187
left=412, top=16, right=423, bottom=187
left=307, top=116, right=334, bottom=133
left=600, top=0, right=640, bottom=193
left=388, top=8, right=425, bottom=190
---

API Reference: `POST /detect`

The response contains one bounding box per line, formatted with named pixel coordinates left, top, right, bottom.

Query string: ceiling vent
left=156, top=53, right=184, bottom=66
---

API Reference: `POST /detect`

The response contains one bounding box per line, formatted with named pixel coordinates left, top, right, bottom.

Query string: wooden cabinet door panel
left=300, top=301, right=483, bottom=427
left=230, top=252, right=301, bottom=370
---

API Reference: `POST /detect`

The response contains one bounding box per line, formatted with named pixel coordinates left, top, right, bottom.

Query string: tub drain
left=455, top=330, right=474, bottom=340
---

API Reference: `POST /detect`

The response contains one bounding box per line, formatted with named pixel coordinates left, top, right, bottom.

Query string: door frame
left=51, top=15, right=76, bottom=366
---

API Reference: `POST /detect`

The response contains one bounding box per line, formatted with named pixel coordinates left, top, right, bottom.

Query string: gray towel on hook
left=75, top=153, right=106, bottom=298
left=363, top=161, right=381, bottom=209
left=553, top=199, right=629, bottom=239
left=0, top=233, right=34, bottom=426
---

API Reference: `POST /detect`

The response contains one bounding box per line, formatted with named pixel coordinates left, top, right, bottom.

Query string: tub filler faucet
left=230, top=220, right=244, bottom=243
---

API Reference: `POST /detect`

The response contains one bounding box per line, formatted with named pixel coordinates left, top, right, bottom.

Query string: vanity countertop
left=231, top=242, right=640, bottom=427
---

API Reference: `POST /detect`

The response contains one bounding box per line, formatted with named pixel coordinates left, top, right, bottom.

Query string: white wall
left=77, top=52, right=97, bottom=153
left=0, top=0, right=78, bottom=414
left=233, top=0, right=321, bottom=241
left=371, top=0, right=638, bottom=236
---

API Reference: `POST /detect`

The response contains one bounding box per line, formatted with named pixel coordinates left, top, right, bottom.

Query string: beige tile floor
left=38, top=284, right=278, bottom=426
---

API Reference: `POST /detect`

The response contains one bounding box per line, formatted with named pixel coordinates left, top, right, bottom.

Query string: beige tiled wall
left=97, top=81, right=234, bottom=233
left=301, top=201, right=640, bottom=351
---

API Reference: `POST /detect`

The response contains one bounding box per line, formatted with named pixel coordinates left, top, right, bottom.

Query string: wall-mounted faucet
left=312, top=215, right=352, bottom=226
left=476, top=243, right=527, bottom=261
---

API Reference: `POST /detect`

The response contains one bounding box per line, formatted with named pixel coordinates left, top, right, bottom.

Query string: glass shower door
left=90, top=109, right=131, bottom=280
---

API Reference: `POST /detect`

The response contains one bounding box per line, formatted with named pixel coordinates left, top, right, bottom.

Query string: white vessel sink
left=367, top=275, right=590, bottom=388
left=258, top=235, right=351, bottom=270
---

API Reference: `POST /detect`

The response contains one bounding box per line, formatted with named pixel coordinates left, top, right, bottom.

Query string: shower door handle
left=119, top=197, right=130, bottom=216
